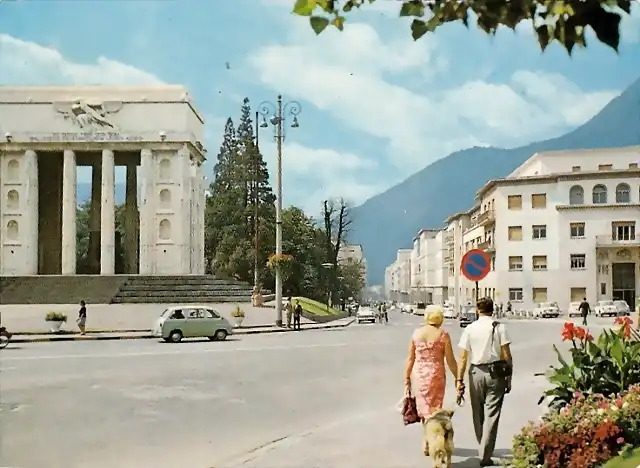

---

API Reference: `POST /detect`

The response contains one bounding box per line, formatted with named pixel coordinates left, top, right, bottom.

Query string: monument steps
left=0, top=275, right=129, bottom=305
left=109, top=275, right=255, bottom=304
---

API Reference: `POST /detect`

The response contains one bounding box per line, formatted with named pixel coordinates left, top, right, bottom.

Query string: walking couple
left=285, top=297, right=303, bottom=330
left=404, top=298, right=513, bottom=467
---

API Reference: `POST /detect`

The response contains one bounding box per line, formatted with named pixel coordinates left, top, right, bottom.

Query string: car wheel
left=213, top=329, right=228, bottom=341
left=169, top=330, right=183, bottom=343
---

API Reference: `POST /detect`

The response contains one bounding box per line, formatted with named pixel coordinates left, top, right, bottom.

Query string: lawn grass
left=293, top=296, right=342, bottom=316
left=602, top=448, right=640, bottom=468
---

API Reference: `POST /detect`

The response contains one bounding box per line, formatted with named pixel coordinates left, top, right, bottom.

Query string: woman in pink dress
left=404, top=305, right=458, bottom=455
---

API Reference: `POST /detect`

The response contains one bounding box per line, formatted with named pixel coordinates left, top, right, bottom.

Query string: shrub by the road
left=511, top=318, right=640, bottom=468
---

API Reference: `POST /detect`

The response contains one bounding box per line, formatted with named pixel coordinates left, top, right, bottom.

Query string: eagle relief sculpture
left=54, top=99, right=123, bottom=131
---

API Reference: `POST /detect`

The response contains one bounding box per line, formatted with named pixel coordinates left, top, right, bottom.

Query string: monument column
left=61, top=149, right=77, bottom=275
left=178, top=145, right=191, bottom=274
left=124, top=162, right=139, bottom=273
left=100, top=149, right=115, bottom=275
left=139, top=148, right=154, bottom=274
left=197, top=161, right=206, bottom=274
left=24, top=149, right=39, bottom=275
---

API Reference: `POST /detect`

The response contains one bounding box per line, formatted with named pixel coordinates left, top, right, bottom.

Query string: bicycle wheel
left=0, top=334, right=9, bottom=349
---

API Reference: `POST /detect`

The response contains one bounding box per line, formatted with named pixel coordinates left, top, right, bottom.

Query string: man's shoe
left=479, top=460, right=495, bottom=467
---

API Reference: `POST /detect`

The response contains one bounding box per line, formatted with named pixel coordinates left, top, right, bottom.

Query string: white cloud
left=621, top=3, right=640, bottom=43
left=248, top=21, right=618, bottom=175
left=0, top=34, right=163, bottom=85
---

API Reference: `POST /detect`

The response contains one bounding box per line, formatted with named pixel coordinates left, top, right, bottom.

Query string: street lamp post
left=258, top=95, right=301, bottom=327
left=322, top=262, right=333, bottom=313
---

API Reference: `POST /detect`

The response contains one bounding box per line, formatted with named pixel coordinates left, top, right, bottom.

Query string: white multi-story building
left=443, top=146, right=640, bottom=312
left=338, top=243, right=367, bottom=280
left=385, top=249, right=411, bottom=301
left=409, top=228, right=449, bottom=304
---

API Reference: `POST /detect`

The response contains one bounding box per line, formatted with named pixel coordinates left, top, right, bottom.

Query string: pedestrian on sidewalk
left=293, top=300, right=302, bottom=331
left=456, top=297, right=513, bottom=467
left=579, top=297, right=591, bottom=327
left=285, top=297, right=294, bottom=328
left=77, top=300, right=87, bottom=335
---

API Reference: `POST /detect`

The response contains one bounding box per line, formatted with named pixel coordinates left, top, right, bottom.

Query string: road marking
left=1, top=342, right=350, bottom=362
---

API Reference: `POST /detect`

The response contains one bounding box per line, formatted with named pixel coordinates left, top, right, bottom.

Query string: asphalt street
left=0, top=310, right=621, bottom=468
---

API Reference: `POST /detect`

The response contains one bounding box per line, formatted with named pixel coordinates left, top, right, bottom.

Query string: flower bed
left=511, top=317, right=640, bottom=468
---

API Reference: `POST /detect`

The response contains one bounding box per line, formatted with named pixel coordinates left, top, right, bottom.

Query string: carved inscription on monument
left=28, top=132, right=144, bottom=143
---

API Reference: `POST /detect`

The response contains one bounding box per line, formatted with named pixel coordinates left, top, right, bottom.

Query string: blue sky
left=1, top=0, right=639, bottom=213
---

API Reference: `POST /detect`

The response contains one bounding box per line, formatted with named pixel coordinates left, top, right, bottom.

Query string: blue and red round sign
left=460, top=249, right=491, bottom=282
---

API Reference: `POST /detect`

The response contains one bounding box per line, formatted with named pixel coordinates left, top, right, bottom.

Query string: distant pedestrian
left=293, top=301, right=302, bottom=331
left=285, top=296, right=294, bottom=328
left=383, top=303, right=388, bottom=323
left=77, top=300, right=87, bottom=335
left=579, top=297, right=591, bottom=327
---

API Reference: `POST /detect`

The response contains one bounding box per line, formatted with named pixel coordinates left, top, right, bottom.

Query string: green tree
left=75, top=201, right=125, bottom=273
left=204, top=101, right=276, bottom=286
left=337, top=259, right=366, bottom=302
left=292, top=0, right=632, bottom=54
left=321, top=198, right=352, bottom=305
left=280, top=206, right=325, bottom=298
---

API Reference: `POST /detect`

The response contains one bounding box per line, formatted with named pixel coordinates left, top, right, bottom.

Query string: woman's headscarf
left=425, top=304, right=444, bottom=326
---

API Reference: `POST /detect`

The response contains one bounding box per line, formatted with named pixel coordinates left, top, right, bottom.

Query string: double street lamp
left=257, top=95, right=301, bottom=327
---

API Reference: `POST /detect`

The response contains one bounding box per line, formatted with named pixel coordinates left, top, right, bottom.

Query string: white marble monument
left=0, top=85, right=207, bottom=276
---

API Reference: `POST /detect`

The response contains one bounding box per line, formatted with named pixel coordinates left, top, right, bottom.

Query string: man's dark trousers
left=293, top=315, right=301, bottom=330
left=582, top=313, right=588, bottom=327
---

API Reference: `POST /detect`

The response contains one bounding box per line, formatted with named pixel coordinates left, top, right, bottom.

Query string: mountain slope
left=353, top=76, right=640, bottom=285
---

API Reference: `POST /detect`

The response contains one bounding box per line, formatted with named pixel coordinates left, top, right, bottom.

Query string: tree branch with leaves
left=292, top=0, right=633, bottom=54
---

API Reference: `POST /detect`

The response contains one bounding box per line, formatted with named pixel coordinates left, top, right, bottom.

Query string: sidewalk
left=7, top=318, right=355, bottom=343
left=0, top=302, right=316, bottom=334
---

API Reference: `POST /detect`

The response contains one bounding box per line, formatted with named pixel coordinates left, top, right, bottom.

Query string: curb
left=13, top=323, right=275, bottom=336
left=9, top=319, right=356, bottom=343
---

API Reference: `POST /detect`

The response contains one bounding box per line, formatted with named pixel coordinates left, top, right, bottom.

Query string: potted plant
left=45, top=311, right=67, bottom=332
left=231, top=305, right=245, bottom=328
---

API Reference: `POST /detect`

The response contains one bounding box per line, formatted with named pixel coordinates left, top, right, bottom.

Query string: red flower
left=614, top=316, right=633, bottom=339
left=562, top=322, right=576, bottom=341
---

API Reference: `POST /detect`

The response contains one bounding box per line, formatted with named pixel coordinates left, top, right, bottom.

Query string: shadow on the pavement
left=1, top=345, right=24, bottom=350
left=163, top=338, right=242, bottom=344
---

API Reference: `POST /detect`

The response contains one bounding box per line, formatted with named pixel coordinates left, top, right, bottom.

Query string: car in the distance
left=568, top=302, right=583, bottom=317
left=412, top=302, right=427, bottom=316
left=459, top=305, right=477, bottom=328
left=444, top=305, right=457, bottom=319
left=533, top=302, right=561, bottom=318
left=356, top=306, right=376, bottom=324
left=153, top=305, right=233, bottom=343
left=594, top=300, right=618, bottom=317
left=614, top=300, right=631, bottom=316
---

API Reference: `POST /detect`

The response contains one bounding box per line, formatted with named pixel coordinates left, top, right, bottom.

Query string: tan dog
left=423, top=409, right=455, bottom=468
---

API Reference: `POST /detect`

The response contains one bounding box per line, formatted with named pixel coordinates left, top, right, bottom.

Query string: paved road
left=0, top=310, right=620, bottom=468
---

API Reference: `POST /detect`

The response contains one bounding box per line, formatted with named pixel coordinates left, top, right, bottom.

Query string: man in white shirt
left=456, top=297, right=513, bottom=467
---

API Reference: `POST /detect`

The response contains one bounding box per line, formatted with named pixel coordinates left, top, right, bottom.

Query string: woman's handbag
left=401, top=386, right=421, bottom=425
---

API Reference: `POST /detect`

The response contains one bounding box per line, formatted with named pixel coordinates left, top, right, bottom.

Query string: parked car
left=459, top=305, right=477, bottom=328
left=594, top=300, right=618, bottom=317
left=153, top=305, right=233, bottom=343
left=413, top=302, right=427, bottom=316
left=614, top=300, right=631, bottom=316
left=401, top=303, right=412, bottom=314
left=356, top=306, right=376, bottom=324
left=533, top=302, right=561, bottom=318
left=444, top=305, right=457, bottom=319
left=568, top=302, right=583, bottom=317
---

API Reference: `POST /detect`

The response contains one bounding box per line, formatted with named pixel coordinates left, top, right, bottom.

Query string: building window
left=601, top=283, right=607, bottom=295
left=532, top=225, right=547, bottom=239
left=598, top=164, right=613, bottom=171
left=569, top=185, right=584, bottom=205
left=630, top=163, right=638, bottom=169
left=570, top=222, right=585, bottom=238
left=508, top=226, right=523, bottom=241
left=507, top=195, right=522, bottom=210
left=612, top=222, right=636, bottom=240
left=570, top=254, right=586, bottom=270
left=508, top=256, right=523, bottom=271
left=417, top=264, right=421, bottom=273
left=570, top=287, right=587, bottom=302
left=592, top=184, right=608, bottom=204
left=531, top=193, right=547, bottom=209
left=571, top=166, right=581, bottom=172
left=532, top=287, right=548, bottom=302
left=532, top=255, right=547, bottom=271
left=615, top=183, right=631, bottom=203
left=509, top=288, right=523, bottom=302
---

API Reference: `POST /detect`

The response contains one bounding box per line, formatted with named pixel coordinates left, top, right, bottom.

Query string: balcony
left=445, top=233, right=454, bottom=244
left=444, top=254, right=452, bottom=263
left=596, top=235, right=640, bottom=247
left=477, top=239, right=495, bottom=252
left=477, top=209, right=496, bottom=226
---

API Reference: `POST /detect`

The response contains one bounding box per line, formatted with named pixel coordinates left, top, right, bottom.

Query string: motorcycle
left=0, top=326, right=12, bottom=349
